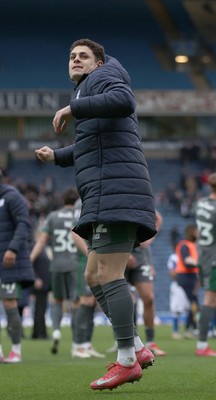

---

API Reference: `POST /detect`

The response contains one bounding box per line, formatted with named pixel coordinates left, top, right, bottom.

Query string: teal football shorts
left=0, top=281, right=21, bottom=300
left=199, top=266, right=216, bottom=291
left=88, top=222, right=138, bottom=254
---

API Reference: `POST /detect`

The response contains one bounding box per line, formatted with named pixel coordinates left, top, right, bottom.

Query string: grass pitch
left=0, top=325, right=215, bottom=400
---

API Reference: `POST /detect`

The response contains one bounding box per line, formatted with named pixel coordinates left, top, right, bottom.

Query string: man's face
left=69, top=45, right=103, bottom=83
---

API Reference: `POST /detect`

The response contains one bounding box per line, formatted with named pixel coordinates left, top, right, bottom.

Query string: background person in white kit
left=167, top=252, right=190, bottom=339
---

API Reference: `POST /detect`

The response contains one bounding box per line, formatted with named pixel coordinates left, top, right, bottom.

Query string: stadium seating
left=1, top=37, right=194, bottom=90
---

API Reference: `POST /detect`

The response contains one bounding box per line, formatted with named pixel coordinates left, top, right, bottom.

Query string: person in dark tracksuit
left=0, top=170, right=34, bottom=363
left=31, top=249, right=51, bottom=340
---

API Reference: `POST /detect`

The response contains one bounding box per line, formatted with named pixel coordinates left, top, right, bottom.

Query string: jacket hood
left=74, top=54, right=131, bottom=88
left=103, top=55, right=131, bottom=85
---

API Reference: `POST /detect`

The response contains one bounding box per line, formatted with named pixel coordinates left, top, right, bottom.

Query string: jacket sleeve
left=54, top=144, right=75, bottom=167
left=7, top=192, right=31, bottom=253
left=70, top=75, right=136, bottom=119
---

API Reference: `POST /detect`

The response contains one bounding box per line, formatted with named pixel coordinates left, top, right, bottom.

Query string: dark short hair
left=70, top=38, right=105, bottom=63
left=184, top=223, right=197, bottom=240
left=62, top=187, right=79, bottom=205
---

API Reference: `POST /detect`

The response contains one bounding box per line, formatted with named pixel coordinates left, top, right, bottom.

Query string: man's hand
left=53, top=105, right=72, bottom=133
left=3, top=250, right=16, bottom=267
left=35, top=146, right=54, bottom=162
left=34, top=278, right=43, bottom=290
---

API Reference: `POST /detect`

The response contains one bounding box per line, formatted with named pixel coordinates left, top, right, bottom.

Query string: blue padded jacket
left=0, top=184, right=35, bottom=287
left=54, top=55, right=156, bottom=242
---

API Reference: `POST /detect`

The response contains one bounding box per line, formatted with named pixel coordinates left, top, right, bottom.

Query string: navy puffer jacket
left=0, top=184, right=35, bottom=287
left=55, top=55, right=156, bottom=242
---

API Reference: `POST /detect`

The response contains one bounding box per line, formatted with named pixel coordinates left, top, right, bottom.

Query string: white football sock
left=134, top=335, right=144, bottom=352
left=197, top=341, right=208, bottom=350
left=12, top=344, right=21, bottom=355
left=117, top=346, right=136, bottom=366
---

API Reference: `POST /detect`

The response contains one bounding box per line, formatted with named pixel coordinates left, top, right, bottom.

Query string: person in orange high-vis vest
left=175, top=224, right=199, bottom=338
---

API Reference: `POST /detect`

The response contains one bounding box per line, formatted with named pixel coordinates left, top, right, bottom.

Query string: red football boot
left=90, top=360, right=142, bottom=391
left=195, top=347, right=216, bottom=357
left=136, top=346, right=155, bottom=369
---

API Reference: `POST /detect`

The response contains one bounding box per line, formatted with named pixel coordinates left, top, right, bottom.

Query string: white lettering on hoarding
left=0, top=92, right=60, bottom=112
